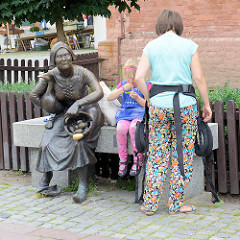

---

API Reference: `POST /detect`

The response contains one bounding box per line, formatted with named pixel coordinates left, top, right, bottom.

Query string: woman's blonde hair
left=122, top=58, right=138, bottom=80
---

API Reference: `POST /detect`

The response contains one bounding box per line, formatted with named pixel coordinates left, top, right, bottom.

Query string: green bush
left=116, top=176, right=135, bottom=191
left=196, top=82, right=240, bottom=109
left=30, top=26, right=40, bottom=32
left=0, top=81, right=36, bottom=93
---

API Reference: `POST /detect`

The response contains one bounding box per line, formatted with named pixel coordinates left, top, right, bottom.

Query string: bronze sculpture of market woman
left=30, top=41, right=104, bottom=203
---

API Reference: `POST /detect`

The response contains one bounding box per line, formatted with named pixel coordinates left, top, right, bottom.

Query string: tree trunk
left=56, top=17, right=65, bottom=42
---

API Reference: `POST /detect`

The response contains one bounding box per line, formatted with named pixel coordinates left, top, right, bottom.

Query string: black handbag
left=195, top=117, right=213, bottom=157
left=135, top=102, right=149, bottom=153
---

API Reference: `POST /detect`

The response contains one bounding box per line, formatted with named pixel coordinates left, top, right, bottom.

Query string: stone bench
left=13, top=117, right=218, bottom=202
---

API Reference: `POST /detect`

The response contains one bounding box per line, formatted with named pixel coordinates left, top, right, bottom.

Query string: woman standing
left=135, top=9, right=212, bottom=215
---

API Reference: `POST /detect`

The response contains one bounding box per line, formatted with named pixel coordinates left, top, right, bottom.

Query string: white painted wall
left=93, top=16, right=106, bottom=49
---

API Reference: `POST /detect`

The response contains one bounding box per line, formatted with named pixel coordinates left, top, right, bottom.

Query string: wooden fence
left=0, top=52, right=101, bottom=83
left=0, top=91, right=238, bottom=195
left=0, top=54, right=239, bottom=194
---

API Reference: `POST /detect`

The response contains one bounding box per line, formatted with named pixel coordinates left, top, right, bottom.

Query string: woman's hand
left=202, top=105, right=212, bottom=122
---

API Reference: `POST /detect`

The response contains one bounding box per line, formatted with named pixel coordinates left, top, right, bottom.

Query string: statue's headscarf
left=50, top=41, right=77, bottom=66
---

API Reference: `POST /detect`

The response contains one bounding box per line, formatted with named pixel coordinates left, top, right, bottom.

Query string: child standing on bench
left=107, top=58, right=151, bottom=177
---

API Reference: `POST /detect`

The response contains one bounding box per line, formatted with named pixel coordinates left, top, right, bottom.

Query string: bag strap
left=203, top=156, right=220, bottom=203
left=150, top=84, right=196, bottom=179
left=150, top=84, right=196, bottom=99
left=135, top=101, right=149, bottom=203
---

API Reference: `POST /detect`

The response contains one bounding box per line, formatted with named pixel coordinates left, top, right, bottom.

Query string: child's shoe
left=130, top=154, right=143, bottom=176
left=118, top=159, right=128, bottom=177
left=129, top=163, right=141, bottom=176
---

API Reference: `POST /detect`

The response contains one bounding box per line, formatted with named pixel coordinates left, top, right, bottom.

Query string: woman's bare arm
left=191, top=51, right=212, bottom=122
left=135, top=53, right=150, bottom=102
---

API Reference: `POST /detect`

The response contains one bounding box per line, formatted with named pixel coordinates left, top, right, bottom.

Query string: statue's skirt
left=36, top=103, right=104, bottom=173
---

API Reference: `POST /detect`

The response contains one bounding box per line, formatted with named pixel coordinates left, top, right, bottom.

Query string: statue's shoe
left=36, top=185, right=61, bottom=197
left=72, top=187, right=88, bottom=203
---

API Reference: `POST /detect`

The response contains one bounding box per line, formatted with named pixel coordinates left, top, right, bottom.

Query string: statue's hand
left=38, top=73, right=52, bottom=82
left=65, top=103, right=79, bottom=117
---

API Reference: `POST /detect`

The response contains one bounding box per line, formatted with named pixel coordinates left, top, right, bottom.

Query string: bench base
left=30, top=146, right=205, bottom=203
left=13, top=117, right=218, bottom=202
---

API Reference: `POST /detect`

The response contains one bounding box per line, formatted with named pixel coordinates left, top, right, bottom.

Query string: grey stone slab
left=0, top=212, right=11, bottom=219
left=216, top=232, right=234, bottom=238
left=151, top=231, right=170, bottom=238
left=168, top=221, right=188, bottom=228
left=98, top=231, right=116, bottom=237
left=24, top=221, right=44, bottom=227
left=111, top=233, right=128, bottom=239
left=125, top=236, right=144, bottom=240
left=190, top=234, right=209, bottom=239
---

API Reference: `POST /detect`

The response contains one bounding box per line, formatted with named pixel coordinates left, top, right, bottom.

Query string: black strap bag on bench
left=135, top=84, right=220, bottom=203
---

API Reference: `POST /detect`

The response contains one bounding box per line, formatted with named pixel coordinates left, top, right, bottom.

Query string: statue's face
left=55, top=48, right=72, bottom=70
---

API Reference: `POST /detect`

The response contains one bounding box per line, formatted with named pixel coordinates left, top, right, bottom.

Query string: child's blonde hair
left=122, top=58, right=138, bottom=80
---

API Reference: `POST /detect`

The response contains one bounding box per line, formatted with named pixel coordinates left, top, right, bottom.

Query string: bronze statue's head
left=50, top=41, right=77, bottom=66
left=155, top=9, right=183, bottom=36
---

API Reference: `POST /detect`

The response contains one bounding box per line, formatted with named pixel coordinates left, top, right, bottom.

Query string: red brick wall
left=98, top=0, right=240, bottom=88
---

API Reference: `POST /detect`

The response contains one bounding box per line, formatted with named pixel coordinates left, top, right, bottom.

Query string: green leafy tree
left=0, top=0, right=144, bottom=41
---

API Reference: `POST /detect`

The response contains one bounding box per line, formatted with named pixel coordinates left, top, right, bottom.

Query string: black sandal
left=118, top=160, right=128, bottom=177
left=129, top=163, right=141, bottom=176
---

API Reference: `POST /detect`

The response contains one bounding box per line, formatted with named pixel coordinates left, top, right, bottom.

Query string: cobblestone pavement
left=0, top=176, right=239, bottom=240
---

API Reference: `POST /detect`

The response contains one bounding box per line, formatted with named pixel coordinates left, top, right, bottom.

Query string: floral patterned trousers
left=143, top=104, right=198, bottom=212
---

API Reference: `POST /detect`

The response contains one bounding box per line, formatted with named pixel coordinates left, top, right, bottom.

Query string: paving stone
left=165, top=237, right=182, bottom=240
left=217, top=218, right=235, bottom=223
left=110, top=233, right=127, bottom=239
left=98, top=230, right=116, bottom=237
left=225, top=238, right=240, bottom=240
left=195, top=230, right=216, bottom=235
left=209, top=237, right=226, bottom=240
left=9, top=214, right=25, bottom=220
left=228, top=224, right=240, bottom=231
left=168, top=221, right=188, bottom=228
left=81, top=224, right=108, bottom=235
left=24, top=221, right=43, bottom=227
left=20, top=210, right=35, bottom=216
left=220, top=228, right=237, bottom=234
left=216, top=232, right=233, bottom=238
left=125, top=236, right=145, bottom=240
left=26, top=212, right=45, bottom=220
left=38, top=214, right=59, bottom=222
left=40, top=223, right=58, bottom=229
left=194, top=220, right=215, bottom=226
left=185, top=224, right=202, bottom=231
left=204, top=226, right=221, bottom=232
left=190, top=234, right=209, bottom=239
left=124, top=232, right=148, bottom=239
left=0, top=212, right=11, bottom=219
left=151, top=231, right=170, bottom=238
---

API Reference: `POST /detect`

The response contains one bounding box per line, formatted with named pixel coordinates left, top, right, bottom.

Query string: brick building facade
left=98, top=0, right=240, bottom=89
